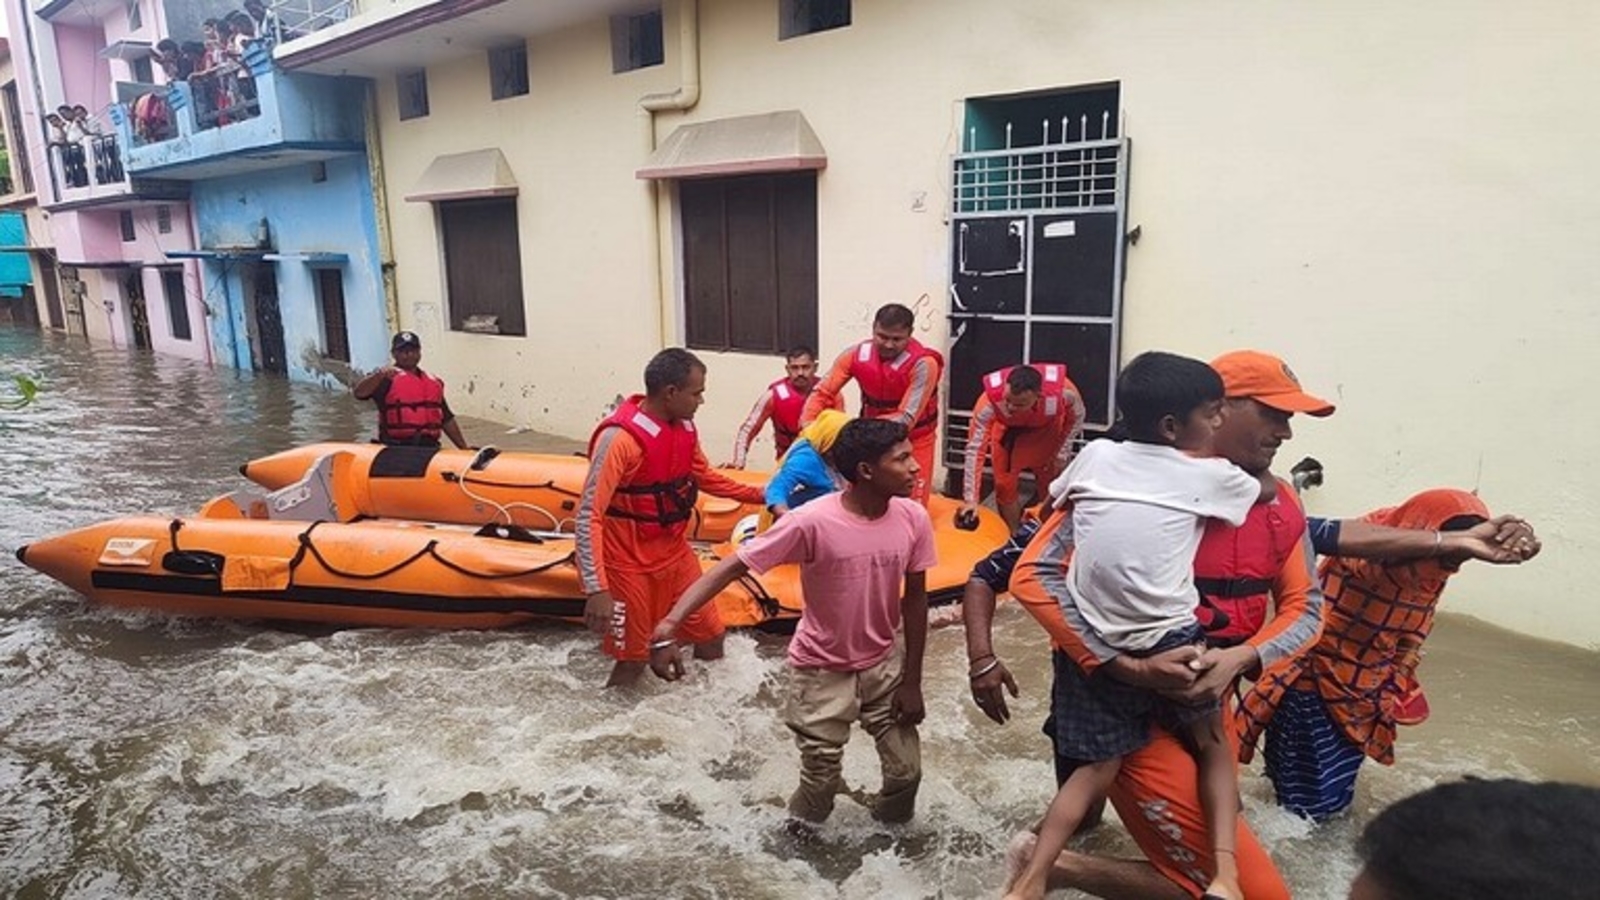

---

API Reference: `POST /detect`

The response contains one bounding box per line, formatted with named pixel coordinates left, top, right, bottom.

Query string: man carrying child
left=1005, top=352, right=1271, bottom=900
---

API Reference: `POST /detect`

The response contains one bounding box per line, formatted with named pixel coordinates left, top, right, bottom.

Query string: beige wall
left=372, top=0, right=1600, bottom=647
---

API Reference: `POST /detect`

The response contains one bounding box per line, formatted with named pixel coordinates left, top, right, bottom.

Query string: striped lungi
left=1262, top=685, right=1366, bottom=822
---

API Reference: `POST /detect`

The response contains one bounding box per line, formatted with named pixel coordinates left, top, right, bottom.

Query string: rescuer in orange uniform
left=577, top=348, right=766, bottom=687
left=802, top=304, right=944, bottom=505
left=957, top=363, right=1085, bottom=532
left=723, top=345, right=841, bottom=469
left=352, top=331, right=470, bottom=449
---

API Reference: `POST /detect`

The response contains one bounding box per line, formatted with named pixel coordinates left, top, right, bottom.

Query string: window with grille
left=779, top=0, right=850, bottom=40
left=156, top=205, right=172, bottom=233
left=610, top=9, right=664, bottom=73
left=1, top=84, right=31, bottom=193
left=681, top=172, right=818, bottom=355
left=120, top=211, right=136, bottom=242
left=489, top=43, right=529, bottom=100
left=127, top=0, right=142, bottom=31
left=397, top=70, right=429, bottom=120
left=316, top=268, right=350, bottom=361
left=161, top=268, right=191, bottom=341
left=439, top=197, right=526, bottom=336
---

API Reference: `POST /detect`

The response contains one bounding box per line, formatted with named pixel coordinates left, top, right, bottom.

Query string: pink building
left=3, top=0, right=208, bottom=360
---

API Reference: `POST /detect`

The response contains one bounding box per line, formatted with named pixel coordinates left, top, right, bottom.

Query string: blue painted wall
left=193, top=154, right=390, bottom=386
left=0, top=212, right=32, bottom=298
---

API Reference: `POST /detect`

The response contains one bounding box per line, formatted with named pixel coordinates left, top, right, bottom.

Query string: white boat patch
left=99, top=538, right=157, bottom=567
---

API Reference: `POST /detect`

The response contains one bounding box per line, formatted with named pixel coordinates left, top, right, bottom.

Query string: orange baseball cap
left=1210, top=350, right=1335, bottom=417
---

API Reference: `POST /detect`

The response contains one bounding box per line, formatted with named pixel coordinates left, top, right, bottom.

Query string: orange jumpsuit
left=803, top=341, right=943, bottom=505
left=1009, top=493, right=1323, bottom=900
left=960, top=369, right=1084, bottom=509
left=576, top=424, right=765, bottom=662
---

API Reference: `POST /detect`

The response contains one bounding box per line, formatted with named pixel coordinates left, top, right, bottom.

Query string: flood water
left=2, top=324, right=1597, bottom=899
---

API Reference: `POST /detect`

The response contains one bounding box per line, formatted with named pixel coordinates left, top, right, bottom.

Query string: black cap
left=392, top=331, right=421, bottom=350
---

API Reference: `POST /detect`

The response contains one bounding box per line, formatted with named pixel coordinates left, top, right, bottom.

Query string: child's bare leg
left=1003, top=757, right=1122, bottom=900
left=1187, top=710, right=1241, bottom=900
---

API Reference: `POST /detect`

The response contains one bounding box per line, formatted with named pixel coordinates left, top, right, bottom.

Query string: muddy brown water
left=2, top=326, right=1596, bottom=899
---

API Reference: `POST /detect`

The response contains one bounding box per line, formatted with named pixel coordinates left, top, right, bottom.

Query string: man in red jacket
left=803, top=304, right=944, bottom=505
left=1004, top=349, right=1333, bottom=900
left=577, top=348, right=767, bottom=687
left=352, top=331, right=469, bottom=449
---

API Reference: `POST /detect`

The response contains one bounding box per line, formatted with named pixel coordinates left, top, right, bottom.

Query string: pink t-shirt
left=737, top=492, right=938, bottom=672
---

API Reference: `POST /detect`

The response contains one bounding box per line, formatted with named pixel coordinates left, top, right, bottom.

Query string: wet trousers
left=783, top=641, right=921, bottom=823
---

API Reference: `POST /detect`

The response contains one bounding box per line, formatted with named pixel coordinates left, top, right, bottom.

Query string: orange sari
left=1238, top=489, right=1489, bottom=765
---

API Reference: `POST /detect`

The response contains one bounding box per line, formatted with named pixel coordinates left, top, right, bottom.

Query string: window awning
left=101, top=40, right=154, bottom=61
left=637, top=110, right=827, bottom=180
left=405, top=149, right=519, bottom=203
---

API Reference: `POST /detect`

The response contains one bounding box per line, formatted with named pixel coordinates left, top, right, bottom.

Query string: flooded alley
left=2, top=325, right=1597, bottom=899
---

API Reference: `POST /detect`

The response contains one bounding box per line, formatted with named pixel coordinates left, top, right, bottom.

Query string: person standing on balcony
left=57, top=105, right=87, bottom=187
left=244, top=0, right=284, bottom=49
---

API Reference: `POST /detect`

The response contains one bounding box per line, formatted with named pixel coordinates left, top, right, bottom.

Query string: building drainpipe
left=638, top=0, right=700, bottom=349
left=186, top=208, right=216, bottom=367
left=363, top=81, right=401, bottom=338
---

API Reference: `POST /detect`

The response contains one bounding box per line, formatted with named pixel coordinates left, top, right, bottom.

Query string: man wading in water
left=649, top=419, right=937, bottom=824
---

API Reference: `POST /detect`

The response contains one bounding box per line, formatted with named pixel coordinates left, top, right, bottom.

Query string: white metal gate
left=944, top=109, right=1130, bottom=475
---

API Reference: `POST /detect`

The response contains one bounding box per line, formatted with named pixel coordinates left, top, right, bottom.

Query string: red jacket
left=587, top=395, right=699, bottom=540
left=379, top=369, right=447, bottom=444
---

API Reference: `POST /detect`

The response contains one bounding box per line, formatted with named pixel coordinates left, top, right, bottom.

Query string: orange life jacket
left=1191, top=484, right=1306, bottom=645
left=980, top=363, right=1082, bottom=431
left=768, top=378, right=809, bottom=454
left=379, top=369, right=447, bottom=444
left=588, top=395, right=699, bottom=540
left=848, top=339, right=943, bottom=436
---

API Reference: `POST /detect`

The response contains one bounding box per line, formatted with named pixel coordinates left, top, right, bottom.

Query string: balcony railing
left=190, top=68, right=263, bottom=132
left=119, top=37, right=367, bottom=181
left=49, top=133, right=126, bottom=191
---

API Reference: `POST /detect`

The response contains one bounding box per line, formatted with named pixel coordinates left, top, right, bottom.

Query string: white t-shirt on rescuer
left=1048, top=439, right=1261, bottom=652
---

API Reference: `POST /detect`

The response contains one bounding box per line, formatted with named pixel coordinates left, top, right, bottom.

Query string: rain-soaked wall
left=360, top=0, right=1598, bottom=647
left=192, top=154, right=388, bottom=386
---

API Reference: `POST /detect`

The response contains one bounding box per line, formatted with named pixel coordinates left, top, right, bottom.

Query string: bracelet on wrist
left=969, top=658, right=1001, bottom=680
left=967, top=653, right=996, bottom=668
left=649, top=638, right=675, bottom=651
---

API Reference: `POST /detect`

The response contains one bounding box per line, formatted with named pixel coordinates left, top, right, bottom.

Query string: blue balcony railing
left=118, top=38, right=366, bottom=181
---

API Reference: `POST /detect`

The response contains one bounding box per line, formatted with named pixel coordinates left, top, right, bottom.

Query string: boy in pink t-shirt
left=650, top=418, right=938, bottom=824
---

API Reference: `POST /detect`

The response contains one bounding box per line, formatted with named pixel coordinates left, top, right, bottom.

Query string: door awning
left=165, top=248, right=271, bottom=261
left=405, top=149, right=519, bottom=203
left=637, top=110, right=826, bottom=180
left=263, top=252, right=349, bottom=265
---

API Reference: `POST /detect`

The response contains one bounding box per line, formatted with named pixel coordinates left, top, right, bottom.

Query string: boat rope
left=439, top=473, right=577, bottom=531
left=284, top=521, right=577, bottom=582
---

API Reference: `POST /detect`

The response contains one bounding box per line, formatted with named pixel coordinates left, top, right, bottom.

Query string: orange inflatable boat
left=19, top=450, right=1012, bottom=632
left=240, top=442, right=766, bottom=543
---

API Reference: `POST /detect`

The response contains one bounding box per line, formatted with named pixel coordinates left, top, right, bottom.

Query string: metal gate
left=944, top=107, right=1130, bottom=476
left=248, top=263, right=286, bottom=374
left=123, top=269, right=151, bottom=350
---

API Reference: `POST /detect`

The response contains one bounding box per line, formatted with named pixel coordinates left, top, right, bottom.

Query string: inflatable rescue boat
left=18, top=449, right=1012, bottom=631
left=240, top=442, right=765, bottom=543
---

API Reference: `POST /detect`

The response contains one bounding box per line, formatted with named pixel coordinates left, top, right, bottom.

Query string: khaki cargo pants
left=783, top=642, right=922, bottom=824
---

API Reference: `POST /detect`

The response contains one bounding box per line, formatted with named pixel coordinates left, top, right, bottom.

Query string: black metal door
left=124, top=270, right=151, bottom=350
left=252, top=264, right=286, bottom=374
left=944, top=128, right=1128, bottom=474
